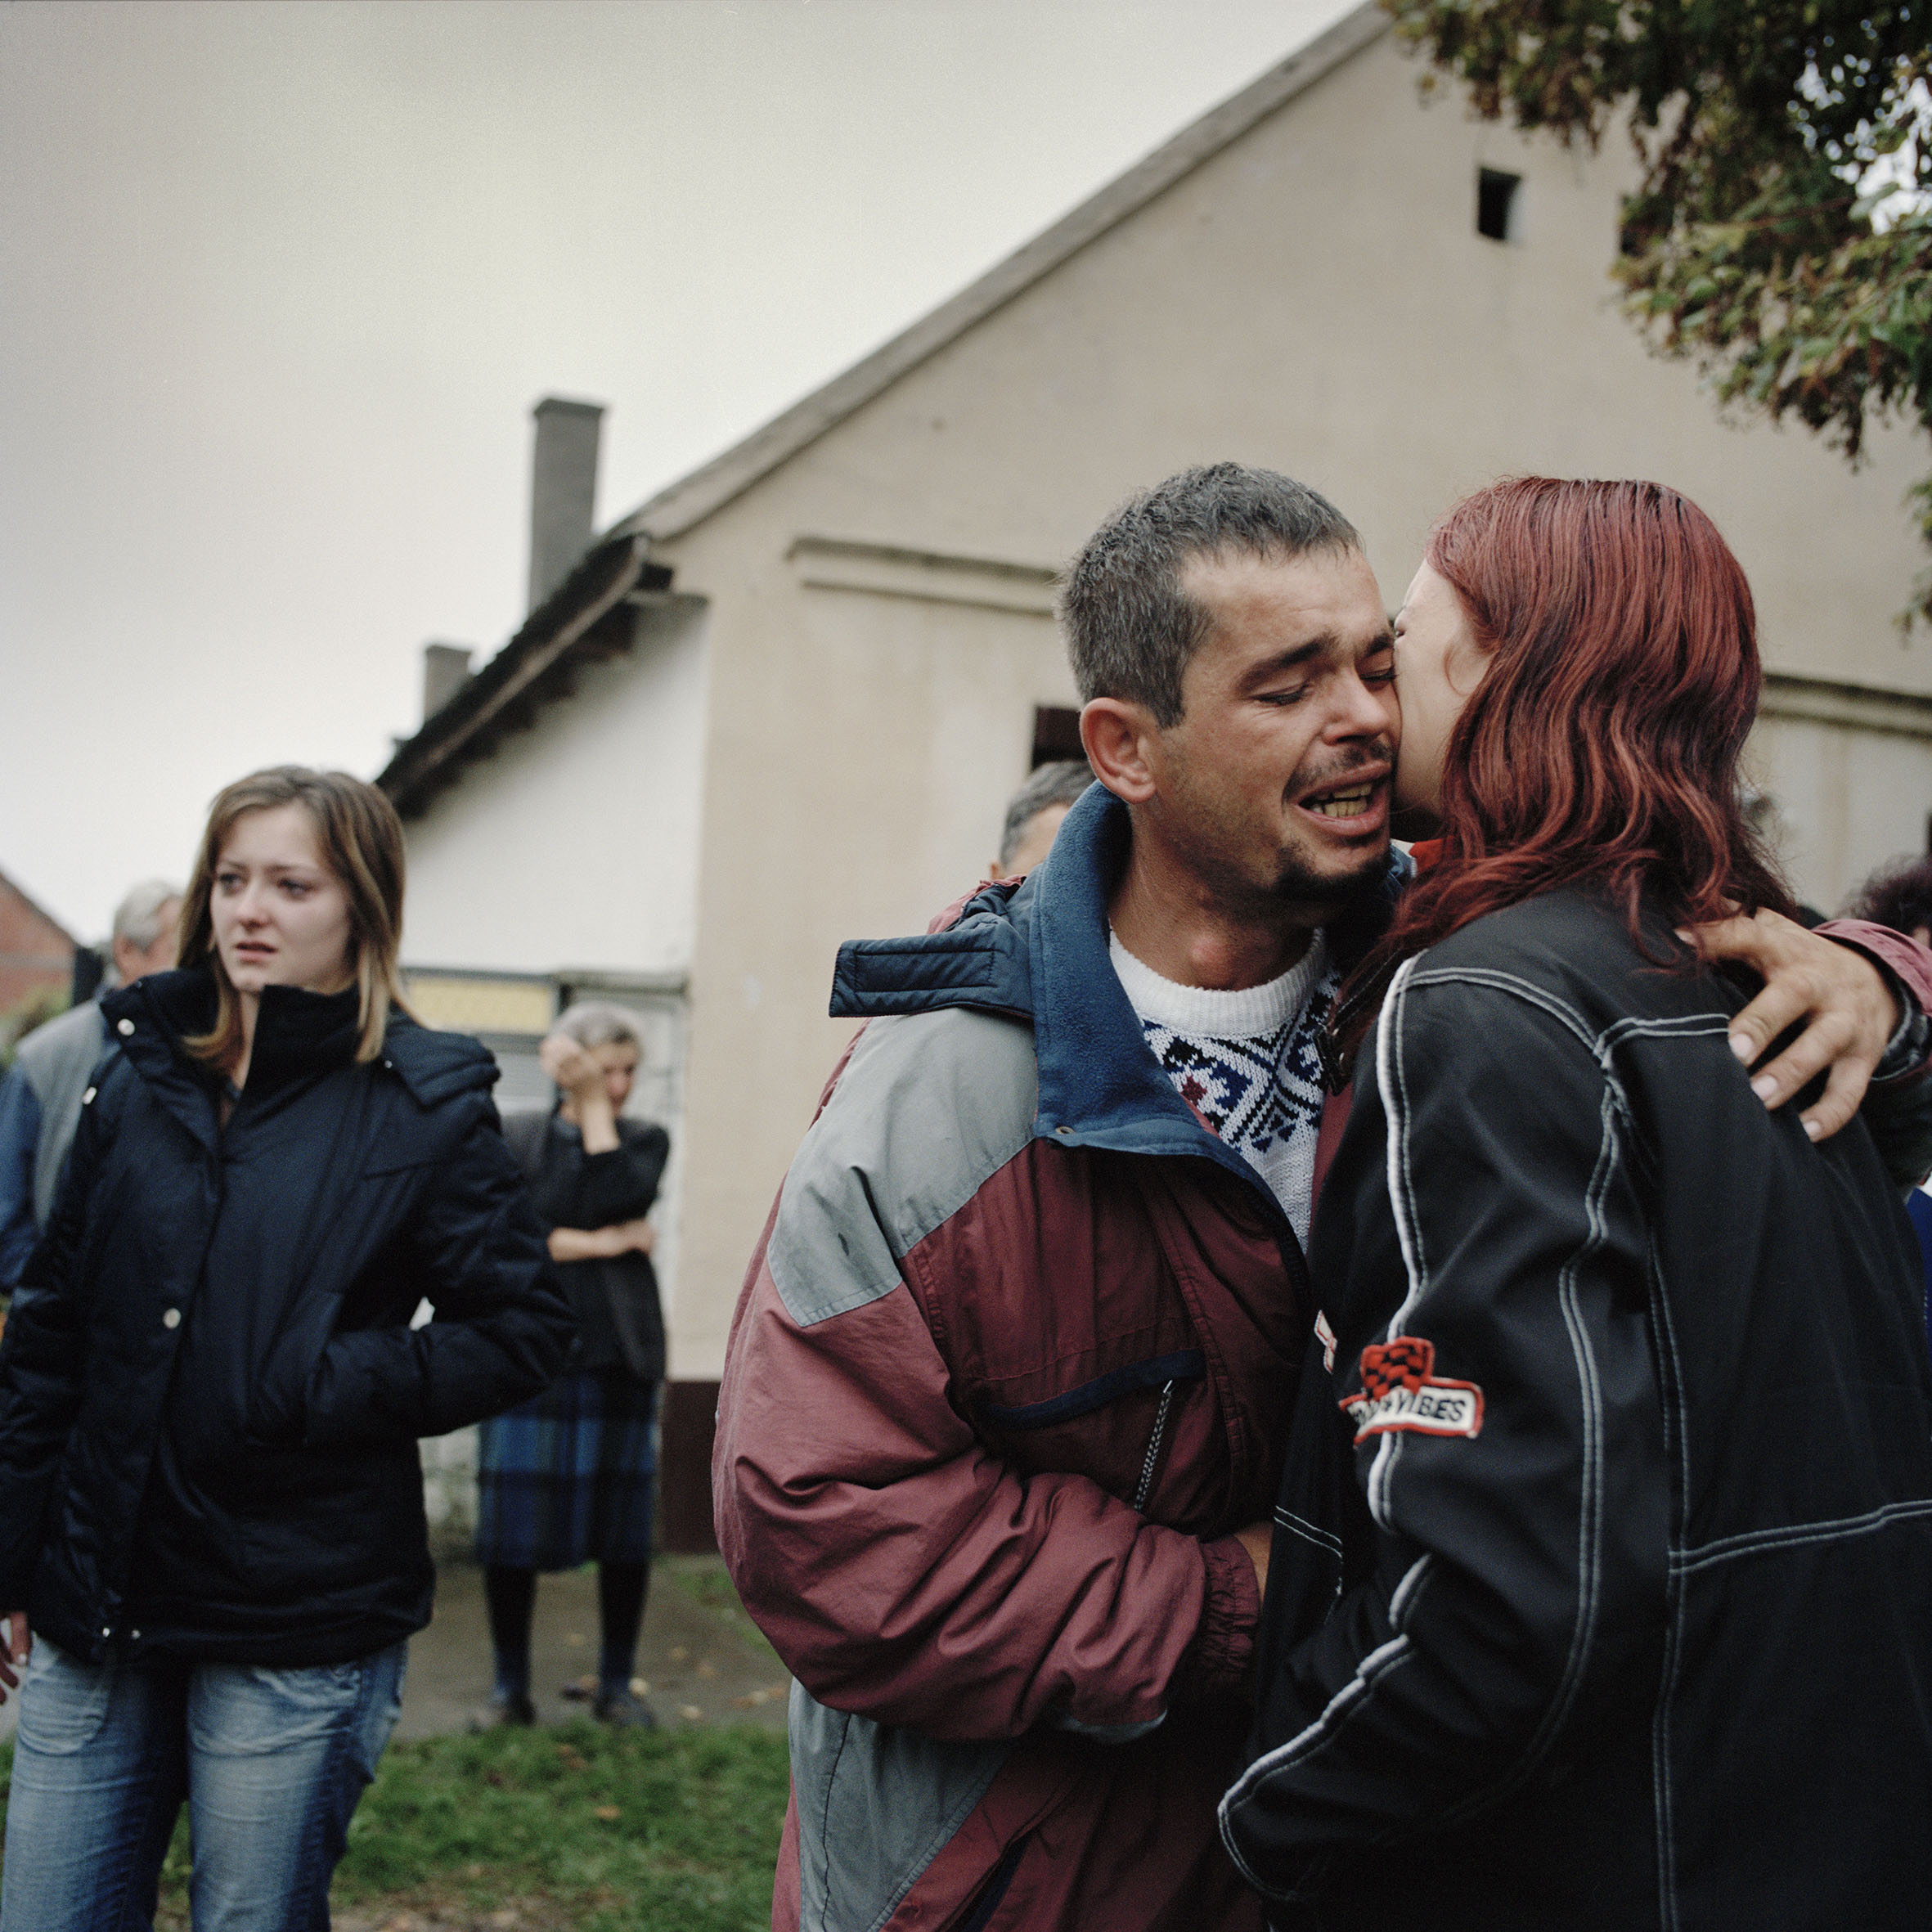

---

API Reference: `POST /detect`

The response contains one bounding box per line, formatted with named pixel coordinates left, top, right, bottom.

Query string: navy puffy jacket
left=0, top=967, right=575, bottom=1666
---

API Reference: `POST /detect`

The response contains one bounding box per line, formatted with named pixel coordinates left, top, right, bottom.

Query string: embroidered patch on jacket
left=1314, top=1310, right=1337, bottom=1373
left=1341, top=1336, right=1484, bottom=1443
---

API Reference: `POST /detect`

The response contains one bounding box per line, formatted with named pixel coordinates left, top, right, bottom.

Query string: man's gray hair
left=1059, top=464, right=1359, bottom=727
left=552, top=1000, right=643, bottom=1055
left=112, top=879, right=182, bottom=954
left=1000, top=761, right=1094, bottom=869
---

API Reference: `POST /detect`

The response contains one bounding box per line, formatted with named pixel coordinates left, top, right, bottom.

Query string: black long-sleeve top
left=515, top=1112, right=668, bottom=1383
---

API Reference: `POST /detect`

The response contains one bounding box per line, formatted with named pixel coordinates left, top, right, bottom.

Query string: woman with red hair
left=1221, top=480, right=1932, bottom=1930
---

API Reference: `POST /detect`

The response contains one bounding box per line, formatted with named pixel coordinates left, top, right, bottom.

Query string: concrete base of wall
left=659, top=1378, right=721, bottom=1553
left=420, top=1422, right=479, bottom=1559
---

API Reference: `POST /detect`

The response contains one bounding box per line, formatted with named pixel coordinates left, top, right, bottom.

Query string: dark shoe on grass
left=468, top=1689, right=537, bottom=1732
left=593, top=1687, right=657, bottom=1728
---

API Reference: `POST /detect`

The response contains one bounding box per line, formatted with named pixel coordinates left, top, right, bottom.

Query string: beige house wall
left=1748, top=679, right=1932, bottom=911
left=654, top=24, right=1932, bottom=1380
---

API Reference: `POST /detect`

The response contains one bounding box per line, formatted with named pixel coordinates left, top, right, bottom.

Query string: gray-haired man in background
left=988, top=758, right=1094, bottom=881
left=0, top=880, right=181, bottom=1296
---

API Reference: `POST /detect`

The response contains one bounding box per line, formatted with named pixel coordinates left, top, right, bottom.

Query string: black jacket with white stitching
left=1221, top=887, right=1932, bottom=1932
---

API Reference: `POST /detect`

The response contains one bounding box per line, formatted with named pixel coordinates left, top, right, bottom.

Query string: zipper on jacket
left=1133, top=1378, right=1178, bottom=1512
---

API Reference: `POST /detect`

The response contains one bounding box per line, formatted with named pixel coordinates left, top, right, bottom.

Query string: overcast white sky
left=0, top=0, right=1360, bottom=941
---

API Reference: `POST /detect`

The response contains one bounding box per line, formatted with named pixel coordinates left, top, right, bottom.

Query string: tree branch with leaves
left=1388, top=0, right=1932, bottom=625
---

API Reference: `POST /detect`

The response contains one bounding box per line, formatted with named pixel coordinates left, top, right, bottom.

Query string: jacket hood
left=380, top=1013, right=500, bottom=1111
left=830, top=781, right=1410, bottom=1175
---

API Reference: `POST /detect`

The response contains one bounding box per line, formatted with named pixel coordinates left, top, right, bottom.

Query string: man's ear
left=1081, top=698, right=1161, bottom=805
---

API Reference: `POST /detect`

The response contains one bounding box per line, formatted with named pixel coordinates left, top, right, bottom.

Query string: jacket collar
left=101, top=971, right=498, bottom=1133
left=101, top=969, right=364, bottom=1154
left=105, top=968, right=361, bottom=1087
left=830, top=783, right=1410, bottom=1190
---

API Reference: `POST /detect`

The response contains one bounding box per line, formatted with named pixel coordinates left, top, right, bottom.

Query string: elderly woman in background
left=476, top=1002, right=669, bottom=1728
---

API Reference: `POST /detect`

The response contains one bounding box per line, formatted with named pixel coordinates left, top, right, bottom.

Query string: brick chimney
left=527, top=396, right=604, bottom=612
left=422, top=642, right=474, bottom=723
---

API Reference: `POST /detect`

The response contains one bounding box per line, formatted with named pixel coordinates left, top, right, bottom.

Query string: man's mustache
left=1289, top=742, right=1397, bottom=800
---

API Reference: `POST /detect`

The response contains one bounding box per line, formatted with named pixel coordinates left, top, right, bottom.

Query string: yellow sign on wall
left=404, top=973, right=555, bottom=1036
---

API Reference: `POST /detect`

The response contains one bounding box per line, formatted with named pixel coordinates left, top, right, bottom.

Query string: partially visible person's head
left=1845, top=855, right=1932, bottom=946
left=1063, top=464, right=1397, bottom=921
left=1378, top=477, right=1792, bottom=969
left=178, top=767, right=411, bottom=1066
left=991, top=760, right=1093, bottom=880
left=550, top=1001, right=643, bottom=1112
left=106, top=879, right=182, bottom=990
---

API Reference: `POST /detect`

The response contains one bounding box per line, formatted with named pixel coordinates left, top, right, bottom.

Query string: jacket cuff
left=1818, top=919, right=1932, bottom=1079
left=1170, top=1534, right=1260, bottom=1705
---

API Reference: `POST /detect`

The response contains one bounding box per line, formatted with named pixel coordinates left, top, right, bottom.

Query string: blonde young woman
left=0, top=766, right=573, bottom=1932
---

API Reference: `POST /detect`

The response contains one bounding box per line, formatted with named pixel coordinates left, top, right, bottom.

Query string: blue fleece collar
left=827, top=784, right=1227, bottom=1166
left=1027, top=784, right=1229, bottom=1159
left=829, top=782, right=1408, bottom=1215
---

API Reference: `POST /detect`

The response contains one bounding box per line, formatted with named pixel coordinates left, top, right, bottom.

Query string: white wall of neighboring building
left=400, top=595, right=710, bottom=977
left=1749, top=710, right=1932, bottom=914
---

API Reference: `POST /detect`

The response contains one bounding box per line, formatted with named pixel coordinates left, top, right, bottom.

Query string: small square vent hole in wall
left=1477, top=168, right=1521, bottom=242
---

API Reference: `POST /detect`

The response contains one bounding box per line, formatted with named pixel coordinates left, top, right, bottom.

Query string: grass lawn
left=662, top=1557, right=781, bottom=1664
left=0, top=1718, right=789, bottom=1930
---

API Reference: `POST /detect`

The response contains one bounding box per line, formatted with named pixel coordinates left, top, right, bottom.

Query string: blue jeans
left=0, top=1636, right=406, bottom=1932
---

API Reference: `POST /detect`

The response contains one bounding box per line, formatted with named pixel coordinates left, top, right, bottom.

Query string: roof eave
left=376, top=532, right=660, bottom=817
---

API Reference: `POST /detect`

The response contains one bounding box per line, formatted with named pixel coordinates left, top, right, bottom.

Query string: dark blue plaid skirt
left=474, top=1369, right=658, bottom=1570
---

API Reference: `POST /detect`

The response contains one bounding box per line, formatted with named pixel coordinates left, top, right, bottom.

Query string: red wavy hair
left=1355, top=478, right=1792, bottom=1012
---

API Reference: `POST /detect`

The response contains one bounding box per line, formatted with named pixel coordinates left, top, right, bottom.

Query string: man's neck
left=1108, top=835, right=1319, bottom=992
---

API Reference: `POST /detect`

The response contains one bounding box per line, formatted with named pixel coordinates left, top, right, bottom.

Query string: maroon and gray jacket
left=716, top=786, right=1409, bottom=1932
left=715, top=782, right=1932, bottom=1932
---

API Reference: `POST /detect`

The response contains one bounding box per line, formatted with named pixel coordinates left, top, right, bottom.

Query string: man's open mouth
left=1299, top=778, right=1382, bottom=820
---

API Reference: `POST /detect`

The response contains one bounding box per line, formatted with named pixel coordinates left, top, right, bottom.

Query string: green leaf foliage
left=1386, top=0, right=1932, bottom=625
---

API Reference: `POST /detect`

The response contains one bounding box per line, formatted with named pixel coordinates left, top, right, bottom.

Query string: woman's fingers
left=538, top=1036, right=600, bottom=1094
left=606, top=1217, right=654, bottom=1255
